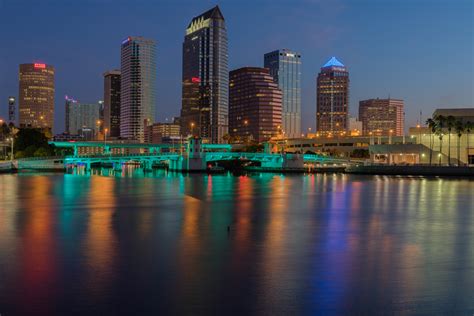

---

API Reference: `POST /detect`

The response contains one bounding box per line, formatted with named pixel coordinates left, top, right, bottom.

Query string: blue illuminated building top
left=322, top=56, right=345, bottom=68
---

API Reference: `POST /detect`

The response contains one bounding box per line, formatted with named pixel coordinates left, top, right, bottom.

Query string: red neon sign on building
left=191, top=77, right=200, bottom=83
left=34, top=63, right=46, bottom=69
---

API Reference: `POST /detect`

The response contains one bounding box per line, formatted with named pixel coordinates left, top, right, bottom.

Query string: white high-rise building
left=120, top=36, right=156, bottom=142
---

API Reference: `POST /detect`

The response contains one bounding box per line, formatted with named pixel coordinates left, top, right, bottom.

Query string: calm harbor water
left=0, top=169, right=473, bottom=315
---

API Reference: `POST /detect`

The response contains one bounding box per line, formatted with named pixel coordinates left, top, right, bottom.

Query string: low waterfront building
left=432, top=108, right=474, bottom=124
left=144, top=121, right=181, bottom=144
left=406, top=108, right=474, bottom=165
left=281, top=134, right=415, bottom=157
left=53, top=133, right=85, bottom=142
left=369, top=144, right=431, bottom=165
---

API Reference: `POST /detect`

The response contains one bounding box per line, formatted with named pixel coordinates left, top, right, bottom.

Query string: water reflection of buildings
left=82, top=176, right=117, bottom=296
left=17, top=176, right=58, bottom=315
left=0, top=175, right=19, bottom=294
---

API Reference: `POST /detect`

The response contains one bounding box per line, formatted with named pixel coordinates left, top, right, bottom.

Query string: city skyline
left=0, top=0, right=472, bottom=134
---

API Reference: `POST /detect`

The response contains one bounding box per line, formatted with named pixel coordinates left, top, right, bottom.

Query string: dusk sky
left=1, top=0, right=472, bottom=134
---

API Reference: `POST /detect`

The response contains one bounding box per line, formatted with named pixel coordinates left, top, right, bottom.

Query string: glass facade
left=264, top=49, right=301, bottom=138
left=180, top=6, right=228, bottom=143
left=103, top=70, right=121, bottom=138
left=65, top=97, right=102, bottom=140
left=18, top=63, right=55, bottom=130
left=120, top=37, right=156, bottom=142
left=229, top=67, right=282, bottom=142
left=316, top=57, right=349, bottom=136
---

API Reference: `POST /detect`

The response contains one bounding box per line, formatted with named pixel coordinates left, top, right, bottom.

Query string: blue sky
left=0, top=0, right=472, bottom=133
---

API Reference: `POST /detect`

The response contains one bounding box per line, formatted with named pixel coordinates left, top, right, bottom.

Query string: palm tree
left=454, top=120, right=464, bottom=166
left=445, top=115, right=456, bottom=165
left=466, top=121, right=473, bottom=165
left=426, top=118, right=436, bottom=165
left=434, top=115, right=446, bottom=165
left=0, top=122, right=10, bottom=140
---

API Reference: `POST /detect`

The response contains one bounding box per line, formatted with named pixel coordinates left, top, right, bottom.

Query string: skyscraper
left=120, top=36, right=156, bottom=142
left=359, top=98, right=404, bottom=136
left=103, top=70, right=121, bottom=138
left=18, top=63, right=55, bottom=130
left=8, top=97, right=15, bottom=125
left=229, top=67, right=282, bottom=143
left=64, top=95, right=77, bottom=134
left=264, top=49, right=301, bottom=138
left=180, top=5, right=228, bottom=143
left=65, top=96, right=102, bottom=140
left=316, top=57, right=349, bottom=136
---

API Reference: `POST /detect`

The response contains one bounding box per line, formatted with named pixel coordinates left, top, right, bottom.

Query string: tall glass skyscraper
left=316, top=57, right=349, bottom=136
left=180, top=5, right=228, bottom=143
left=103, top=70, right=121, bottom=138
left=120, top=36, right=156, bottom=142
left=264, top=49, right=301, bottom=138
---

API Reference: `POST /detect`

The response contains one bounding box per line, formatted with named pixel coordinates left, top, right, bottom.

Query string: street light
left=416, top=124, right=421, bottom=144
left=7, top=137, right=13, bottom=161
left=96, top=120, right=102, bottom=140
left=104, top=128, right=108, bottom=153
left=190, top=122, right=195, bottom=136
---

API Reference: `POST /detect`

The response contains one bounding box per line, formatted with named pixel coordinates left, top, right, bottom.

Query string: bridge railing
left=17, top=156, right=65, bottom=161
left=65, top=152, right=180, bottom=159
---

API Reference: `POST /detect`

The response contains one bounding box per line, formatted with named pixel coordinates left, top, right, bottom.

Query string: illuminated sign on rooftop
left=322, top=56, right=345, bottom=68
left=121, top=37, right=131, bottom=45
left=191, top=77, right=201, bottom=83
left=34, top=63, right=46, bottom=69
left=65, top=95, right=78, bottom=103
left=186, top=17, right=210, bottom=35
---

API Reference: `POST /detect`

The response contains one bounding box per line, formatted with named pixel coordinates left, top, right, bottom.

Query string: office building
left=348, top=116, right=362, bottom=136
left=8, top=97, right=15, bottom=125
left=152, top=121, right=181, bottom=137
left=103, top=70, right=121, bottom=138
left=316, top=57, right=349, bottom=136
left=18, top=63, right=55, bottom=130
left=120, top=36, right=156, bottom=142
left=359, top=98, right=404, bottom=136
left=180, top=5, right=228, bottom=143
left=432, top=108, right=474, bottom=124
left=229, top=67, right=282, bottom=142
left=264, top=49, right=301, bottom=138
left=65, top=96, right=102, bottom=140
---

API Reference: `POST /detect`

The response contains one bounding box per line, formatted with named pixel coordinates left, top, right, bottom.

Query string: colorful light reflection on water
left=0, top=170, right=473, bottom=315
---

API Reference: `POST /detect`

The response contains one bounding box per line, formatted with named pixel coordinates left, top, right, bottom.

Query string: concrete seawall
left=0, top=162, right=13, bottom=173
left=346, top=165, right=474, bottom=177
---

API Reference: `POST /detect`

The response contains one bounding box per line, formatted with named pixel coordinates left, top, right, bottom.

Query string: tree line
left=0, top=124, right=70, bottom=159
left=425, top=115, right=473, bottom=166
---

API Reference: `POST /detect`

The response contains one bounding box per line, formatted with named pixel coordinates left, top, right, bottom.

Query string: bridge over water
left=13, top=138, right=352, bottom=172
